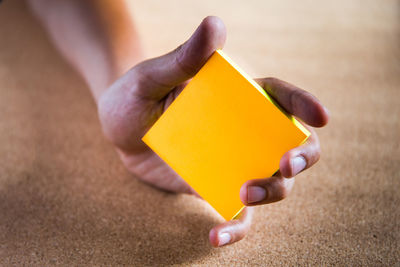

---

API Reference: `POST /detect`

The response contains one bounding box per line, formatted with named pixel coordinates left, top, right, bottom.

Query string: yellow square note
left=142, top=50, right=310, bottom=221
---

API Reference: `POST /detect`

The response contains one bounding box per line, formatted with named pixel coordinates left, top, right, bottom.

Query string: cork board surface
left=0, top=0, right=399, bottom=265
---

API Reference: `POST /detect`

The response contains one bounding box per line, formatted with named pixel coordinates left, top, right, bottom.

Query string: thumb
left=130, top=16, right=226, bottom=100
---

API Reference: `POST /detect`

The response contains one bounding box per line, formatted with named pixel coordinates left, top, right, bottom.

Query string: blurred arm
left=26, top=0, right=143, bottom=102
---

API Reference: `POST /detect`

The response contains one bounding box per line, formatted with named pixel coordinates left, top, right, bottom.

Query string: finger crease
left=175, top=52, right=196, bottom=77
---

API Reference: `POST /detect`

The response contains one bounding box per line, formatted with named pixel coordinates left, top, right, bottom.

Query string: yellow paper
left=142, top=50, right=310, bottom=221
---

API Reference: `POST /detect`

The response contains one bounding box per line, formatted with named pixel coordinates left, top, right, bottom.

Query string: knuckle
left=174, top=44, right=196, bottom=76
left=173, top=44, right=184, bottom=58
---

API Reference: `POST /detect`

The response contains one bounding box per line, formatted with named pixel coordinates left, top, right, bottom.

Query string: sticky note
left=142, top=50, right=310, bottom=221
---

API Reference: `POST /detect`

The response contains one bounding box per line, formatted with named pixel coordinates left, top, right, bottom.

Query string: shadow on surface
left=0, top=1, right=217, bottom=265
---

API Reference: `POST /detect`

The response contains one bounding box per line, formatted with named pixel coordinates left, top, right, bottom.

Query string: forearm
left=27, top=0, right=143, bottom=102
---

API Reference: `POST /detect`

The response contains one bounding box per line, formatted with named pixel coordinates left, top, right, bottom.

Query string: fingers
left=239, top=125, right=321, bottom=206
left=240, top=174, right=295, bottom=206
left=209, top=207, right=254, bottom=247
left=279, top=126, right=321, bottom=178
left=256, top=77, right=330, bottom=127
left=238, top=79, right=327, bottom=207
left=132, top=16, right=226, bottom=100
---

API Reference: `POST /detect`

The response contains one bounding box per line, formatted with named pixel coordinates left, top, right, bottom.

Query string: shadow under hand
left=0, top=1, right=218, bottom=264
left=0, top=163, right=218, bottom=266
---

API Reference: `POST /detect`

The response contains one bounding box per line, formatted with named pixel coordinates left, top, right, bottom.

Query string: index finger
left=256, top=77, right=330, bottom=127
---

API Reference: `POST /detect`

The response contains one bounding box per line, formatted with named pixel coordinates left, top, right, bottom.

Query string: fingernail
left=291, top=156, right=307, bottom=176
left=247, top=186, right=267, bottom=203
left=218, top=233, right=231, bottom=246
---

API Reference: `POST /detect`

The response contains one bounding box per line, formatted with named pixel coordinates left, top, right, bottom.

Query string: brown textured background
left=0, top=0, right=399, bottom=266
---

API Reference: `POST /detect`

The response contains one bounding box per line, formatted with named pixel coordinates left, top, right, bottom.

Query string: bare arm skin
left=27, top=0, right=143, bottom=101
left=27, top=1, right=329, bottom=247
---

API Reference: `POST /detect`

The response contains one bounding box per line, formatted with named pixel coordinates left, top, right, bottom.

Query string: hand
left=98, top=16, right=329, bottom=247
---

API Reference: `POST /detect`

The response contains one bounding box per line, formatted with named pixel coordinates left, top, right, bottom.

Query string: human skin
left=27, top=0, right=329, bottom=247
